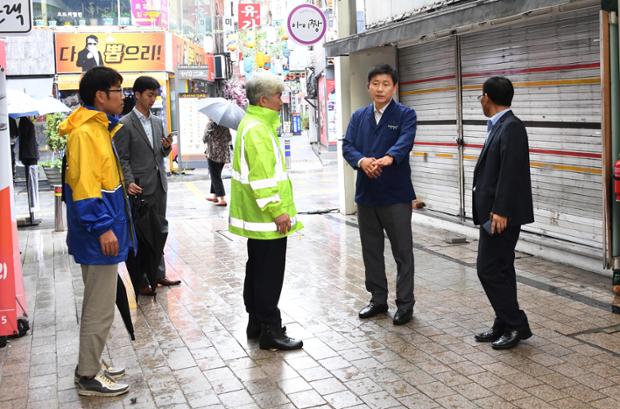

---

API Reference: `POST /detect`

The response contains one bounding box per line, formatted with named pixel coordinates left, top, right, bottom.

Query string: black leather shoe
left=358, top=302, right=388, bottom=319
left=157, top=277, right=181, bottom=286
left=491, top=328, right=532, bottom=350
left=259, top=324, right=302, bottom=351
left=474, top=327, right=503, bottom=343
left=393, top=309, right=413, bottom=325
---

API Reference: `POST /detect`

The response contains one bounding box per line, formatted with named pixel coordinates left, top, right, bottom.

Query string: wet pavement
left=1, top=137, right=620, bottom=409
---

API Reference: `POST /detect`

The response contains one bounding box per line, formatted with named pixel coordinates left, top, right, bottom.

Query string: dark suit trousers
left=357, top=203, right=415, bottom=311
left=143, top=182, right=167, bottom=281
left=477, top=225, right=529, bottom=331
left=243, top=238, right=287, bottom=326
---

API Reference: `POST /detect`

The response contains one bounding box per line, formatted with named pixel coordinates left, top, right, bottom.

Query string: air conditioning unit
left=214, top=54, right=228, bottom=79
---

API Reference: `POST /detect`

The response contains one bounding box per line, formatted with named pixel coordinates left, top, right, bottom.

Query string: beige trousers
left=77, top=264, right=118, bottom=377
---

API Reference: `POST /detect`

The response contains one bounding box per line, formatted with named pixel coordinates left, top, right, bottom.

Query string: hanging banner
left=55, top=32, right=166, bottom=74
left=0, top=56, right=28, bottom=338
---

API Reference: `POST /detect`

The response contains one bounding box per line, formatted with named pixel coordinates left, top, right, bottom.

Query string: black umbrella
left=124, top=193, right=168, bottom=297
left=115, top=275, right=135, bottom=340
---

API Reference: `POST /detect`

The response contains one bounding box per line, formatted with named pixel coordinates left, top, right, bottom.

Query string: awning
left=324, top=0, right=597, bottom=56
left=7, top=77, right=54, bottom=98
left=57, top=72, right=169, bottom=91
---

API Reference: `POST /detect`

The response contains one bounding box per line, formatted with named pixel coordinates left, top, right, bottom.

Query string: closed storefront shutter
left=399, top=39, right=461, bottom=216
left=461, top=7, right=601, bottom=248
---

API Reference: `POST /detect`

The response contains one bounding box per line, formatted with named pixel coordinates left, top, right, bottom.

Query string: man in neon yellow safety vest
left=229, top=73, right=303, bottom=351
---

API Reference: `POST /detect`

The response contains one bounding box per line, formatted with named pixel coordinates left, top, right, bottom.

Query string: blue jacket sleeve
left=386, top=108, right=417, bottom=164
left=342, top=112, right=364, bottom=169
left=73, top=198, right=116, bottom=237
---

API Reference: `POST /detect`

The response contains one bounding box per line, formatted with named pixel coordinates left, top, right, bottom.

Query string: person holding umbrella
left=229, top=73, right=304, bottom=351
left=60, top=66, right=131, bottom=396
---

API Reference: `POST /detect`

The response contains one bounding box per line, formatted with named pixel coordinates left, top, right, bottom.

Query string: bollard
left=284, top=137, right=291, bottom=170
left=54, top=185, right=65, bottom=232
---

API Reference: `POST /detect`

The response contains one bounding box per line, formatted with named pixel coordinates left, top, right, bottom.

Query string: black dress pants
left=477, top=225, right=530, bottom=331
left=243, top=237, right=287, bottom=326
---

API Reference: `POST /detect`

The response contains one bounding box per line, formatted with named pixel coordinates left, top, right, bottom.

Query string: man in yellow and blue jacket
left=229, top=73, right=303, bottom=351
left=60, top=67, right=132, bottom=397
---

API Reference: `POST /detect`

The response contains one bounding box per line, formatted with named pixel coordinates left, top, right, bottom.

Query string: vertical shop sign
left=238, top=3, right=260, bottom=30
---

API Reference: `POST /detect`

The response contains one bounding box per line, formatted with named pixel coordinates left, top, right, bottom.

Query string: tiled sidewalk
left=1, top=164, right=619, bottom=409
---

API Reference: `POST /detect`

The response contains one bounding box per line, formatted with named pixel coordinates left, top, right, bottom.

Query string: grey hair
left=245, top=74, right=284, bottom=105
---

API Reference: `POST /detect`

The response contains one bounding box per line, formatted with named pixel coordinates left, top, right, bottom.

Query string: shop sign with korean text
left=287, top=4, right=326, bottom=45
left=55, top=32, right=165, bottom=74
left=0, top=0, right=31, bottom=34
left=238, top=2, right=260, bottom=30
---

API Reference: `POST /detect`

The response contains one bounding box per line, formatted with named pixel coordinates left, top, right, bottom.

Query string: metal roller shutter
left=399, top=39, right=461, bottom=216
left=460, top=8, right=602, bottom=248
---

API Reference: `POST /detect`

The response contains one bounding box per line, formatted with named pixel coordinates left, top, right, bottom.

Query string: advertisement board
left=55, top=32, right=166, bottom=74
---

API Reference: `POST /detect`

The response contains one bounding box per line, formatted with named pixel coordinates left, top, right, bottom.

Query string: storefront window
left=33, top=0, right=132, bottom=27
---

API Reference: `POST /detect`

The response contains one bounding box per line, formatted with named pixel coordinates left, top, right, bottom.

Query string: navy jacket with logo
left=342, top=100, right=417, bottom=206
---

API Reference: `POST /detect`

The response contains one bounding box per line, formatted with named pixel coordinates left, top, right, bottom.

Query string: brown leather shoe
left=157, top=277, right=181, bottom=286
left=139, top=286, right=157, bottom=296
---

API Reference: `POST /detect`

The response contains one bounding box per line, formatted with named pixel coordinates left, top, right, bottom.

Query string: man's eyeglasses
left=87, top=42, right=97, bottom=46
left=107, top=88, right=124, bottom=94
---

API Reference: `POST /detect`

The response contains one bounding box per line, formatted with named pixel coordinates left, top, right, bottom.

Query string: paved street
left=1, top=140, right=620, bottom=409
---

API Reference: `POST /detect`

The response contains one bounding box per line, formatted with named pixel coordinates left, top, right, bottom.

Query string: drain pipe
left=610, top=11, right=620, bottom=293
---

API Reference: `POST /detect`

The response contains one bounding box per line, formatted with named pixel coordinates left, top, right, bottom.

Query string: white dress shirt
left=357, top=99, right=393, bottom=168
left=133, top=107, right=154, bottom=148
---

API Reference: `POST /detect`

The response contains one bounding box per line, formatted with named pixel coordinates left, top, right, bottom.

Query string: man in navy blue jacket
left=342, top=64, right=417, bottom=325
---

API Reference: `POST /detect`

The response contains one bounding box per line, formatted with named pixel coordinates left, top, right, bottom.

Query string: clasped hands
left=359, top=155, right=394, bottom=179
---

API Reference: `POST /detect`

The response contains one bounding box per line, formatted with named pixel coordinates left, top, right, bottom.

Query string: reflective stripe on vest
left=231, top=169, right=289, bottom=187
left=256, top=194, right=281, bottom=209
left=229, top=216, right=298, bottom=232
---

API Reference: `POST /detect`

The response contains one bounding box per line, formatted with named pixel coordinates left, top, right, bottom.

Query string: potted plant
left=41, top=113, right=66, bottom=185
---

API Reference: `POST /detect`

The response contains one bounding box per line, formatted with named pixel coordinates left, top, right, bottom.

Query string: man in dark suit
left=76, top=35, right=104, bottom=72
left=473, top=76, right=534, bottom=350
left=342, top=64, right=417, bottom=326
left=114, top=76, right=180, bottom=295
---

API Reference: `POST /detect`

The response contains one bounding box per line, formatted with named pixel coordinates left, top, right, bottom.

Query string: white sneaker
left=77, top=371, right=129, bottom=397
left=74, top=360, right=125, bottom=384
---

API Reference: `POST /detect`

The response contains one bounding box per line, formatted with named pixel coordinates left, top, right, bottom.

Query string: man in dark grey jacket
left=114, top=76, right=180, bottom=295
